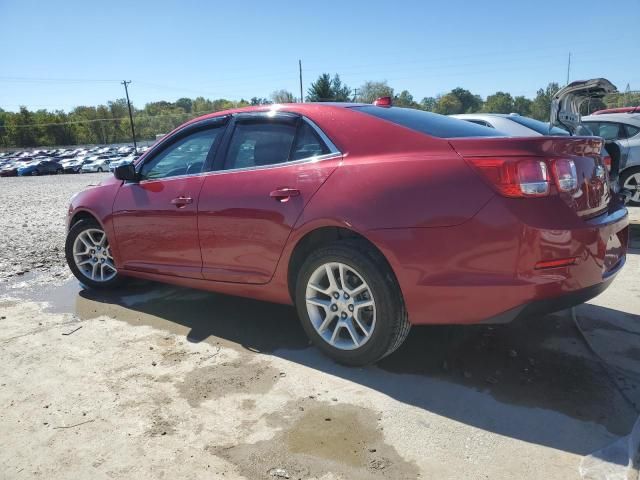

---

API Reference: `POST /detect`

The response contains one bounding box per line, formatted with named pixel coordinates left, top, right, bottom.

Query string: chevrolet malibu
left=65, top=102, right=629, bottom=365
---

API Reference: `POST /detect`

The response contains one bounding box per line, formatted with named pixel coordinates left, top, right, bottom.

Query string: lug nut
left=101, top=258, right=105, bottom=263
left=331, top=304, right=338, bottom=312
left=333, top=292, right=340, bottom=299
left=93, top=257, right=97, bottom=262
left=344, top=292, right=350, bottom=299
left=91, top=250, right=95, bottom=254
left=348, top=305, right=354, bottom=312
left=341, top=312, right=347, bottom=319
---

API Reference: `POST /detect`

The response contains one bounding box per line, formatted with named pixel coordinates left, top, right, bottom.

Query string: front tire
left=97, top=167, right=103, bottom=172
left=295, top=241, right=410, bottom=366
left=65, top=219, right=123, bottom=289
left=621, top=167, right=640, bottom=206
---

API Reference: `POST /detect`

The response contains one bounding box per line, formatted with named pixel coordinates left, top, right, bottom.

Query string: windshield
left=508, top=115, right=569, bottom=136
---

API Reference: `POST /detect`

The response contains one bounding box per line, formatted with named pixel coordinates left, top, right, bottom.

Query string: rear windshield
left=351, top=106, right=502, bottom=138
left=507, top=115, right=569, bottom=136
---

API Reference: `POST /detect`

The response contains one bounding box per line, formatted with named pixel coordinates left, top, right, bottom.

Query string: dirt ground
left=0, top=173, right=639, bottom=479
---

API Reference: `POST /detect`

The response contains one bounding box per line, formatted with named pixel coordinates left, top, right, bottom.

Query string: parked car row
left=0, top=144, right=149, bottom=177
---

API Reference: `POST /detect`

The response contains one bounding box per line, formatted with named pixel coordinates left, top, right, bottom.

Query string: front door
left=112, top=119, right=227, bottom=278
left=198, top=113, right=341, bottom=284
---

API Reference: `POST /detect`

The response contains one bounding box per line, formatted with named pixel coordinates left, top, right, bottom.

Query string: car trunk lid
left=550, top=78, right=617, bottom=135
left=449, top=136, right=611, bottom=218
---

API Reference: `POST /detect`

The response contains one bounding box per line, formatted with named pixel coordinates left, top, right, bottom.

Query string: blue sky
left=1, top=0, right=638, bottom=112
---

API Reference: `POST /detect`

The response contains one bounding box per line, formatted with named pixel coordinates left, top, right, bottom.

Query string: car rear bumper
left=368, top=196, right=629, bottom=325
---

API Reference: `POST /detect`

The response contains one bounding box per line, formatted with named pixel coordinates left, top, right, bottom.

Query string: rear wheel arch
left=286, top=226, right=402, bottom=305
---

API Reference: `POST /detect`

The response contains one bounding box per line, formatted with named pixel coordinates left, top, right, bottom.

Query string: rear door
left=197, top=112, right=341, bottom=284
left=112, top=117, right=228, bottom=278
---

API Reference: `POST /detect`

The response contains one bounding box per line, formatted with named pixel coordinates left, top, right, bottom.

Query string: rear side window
left=223, top=122, right=296, bottom=170
left=624, top=124, right=640, bottom=138
left=351, top=106, right=502, bottom=138
left=291, top=121, right=330, bottom=160
left=583, top=122, right=622, bottom=140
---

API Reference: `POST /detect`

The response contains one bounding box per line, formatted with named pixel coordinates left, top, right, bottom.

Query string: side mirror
left=114, top=162, right=138, bottom=182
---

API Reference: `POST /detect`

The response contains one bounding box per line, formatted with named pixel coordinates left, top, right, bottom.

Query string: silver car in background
left=581, top=113, right=640, bottom=205
left=450, top=113, right=569, bottom=136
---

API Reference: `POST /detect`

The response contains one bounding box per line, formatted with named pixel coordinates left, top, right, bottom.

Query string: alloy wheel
left=72, top=228, right=117, bottom=282
left=623, top=173, right=640, bottom=203
left=305, top=262, right=376, bottom=350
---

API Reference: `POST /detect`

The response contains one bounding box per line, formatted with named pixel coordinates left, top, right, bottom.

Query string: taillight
left=602, top=155, right=612, bottom=172
left=552, top=158, right=578, bottom=192
left=465, top=157, right=581, bottom=198
left=465, top=157, right=549, bottom=198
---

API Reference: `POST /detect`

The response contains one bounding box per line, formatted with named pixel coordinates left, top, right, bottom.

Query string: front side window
left=140, top=127, right=221, bottom=180
left=223, top=121, right=296, bottom=170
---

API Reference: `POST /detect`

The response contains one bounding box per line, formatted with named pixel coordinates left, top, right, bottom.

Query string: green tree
left=434, top=94, right=463, bottom=115
left=271, top=89, right=295, bottom=103
left=394, top=90, right=417, bottom=108
left=307, top=73, right=334, bottom=102
left=450, top=87, right=483, bottom=113
left=175, top=98, right=193, bottom=113
left=357, top=80, right=394, bottom=104
left=331, top=75, right=351, bottom=102
left=530, top=83, right=560, bottom=121
left=513, top=96, right=532, bottom=116
left=420, top=97, right=437, bottom=111
left=483, top=92, right=514, bottom=113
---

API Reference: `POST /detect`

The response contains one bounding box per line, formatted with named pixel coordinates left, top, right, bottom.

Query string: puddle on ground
left=1, top=270, right=637, bottom=438
left=177, top=360, right=280, bottom=407
left=0, top=275, right=310, bottom=353
left=213, top=400, right=419, bottom=480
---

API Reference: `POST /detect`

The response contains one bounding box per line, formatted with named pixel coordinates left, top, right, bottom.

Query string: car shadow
left=64, top=276, right=640, bottom=460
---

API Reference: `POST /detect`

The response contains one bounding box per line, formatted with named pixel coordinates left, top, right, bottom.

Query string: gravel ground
left=0, top=174, right=639, bottom=479
left=0, top=173, right=108, bottom=281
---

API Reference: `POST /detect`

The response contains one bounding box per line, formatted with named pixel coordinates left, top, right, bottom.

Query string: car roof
left=582, top=113, right=640, bottom=126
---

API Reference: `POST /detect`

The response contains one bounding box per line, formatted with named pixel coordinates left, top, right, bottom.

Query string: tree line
left=1, top=74, right=638, bottom=149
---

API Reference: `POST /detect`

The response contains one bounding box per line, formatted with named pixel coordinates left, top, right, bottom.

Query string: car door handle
left=270, top=187, right=300, bottom=202
left=171, top=196, right=193, bottom=207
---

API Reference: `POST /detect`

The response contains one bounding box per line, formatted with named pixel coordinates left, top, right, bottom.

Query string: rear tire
left=295, top=240, right=410, bottom=366
left=31, top=169, right=39, bottom=176
left=620, top=167, right=640, bottom=206
left=65, top=219, right=123, bottom=289
left=56, top=168, right=63, bottom=174
left=97, top=167, right=103, bottom=173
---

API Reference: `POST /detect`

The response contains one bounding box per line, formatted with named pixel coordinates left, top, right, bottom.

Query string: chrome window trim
left=303, top=117, right=340, bottom=154
left=130, top=113, right=342, bottom=185
left=133, top=152, right=342, bottom=185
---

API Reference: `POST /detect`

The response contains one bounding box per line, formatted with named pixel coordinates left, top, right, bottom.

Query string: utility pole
left=298, top=59, right=304, bottom=103
left=566, top=52, right=571, bottom=85
left=353, top=88, right=359, bottom=102
left=121, top=80, right=137, bottom=152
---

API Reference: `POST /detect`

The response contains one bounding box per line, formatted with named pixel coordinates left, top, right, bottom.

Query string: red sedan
left=65, top=102, right=629, bottom=365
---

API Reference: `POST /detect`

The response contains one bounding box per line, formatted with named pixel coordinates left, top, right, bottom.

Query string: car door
left=197, top=113, right=341, bottom=284
left=111, top=117, right=228, bottom=278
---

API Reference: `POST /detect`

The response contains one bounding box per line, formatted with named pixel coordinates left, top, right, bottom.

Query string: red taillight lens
left=465, top=157, right=549, bottom=198
left=551, top=158, right=578, bottom=192
left=602, top=155, right=612, bottom=172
